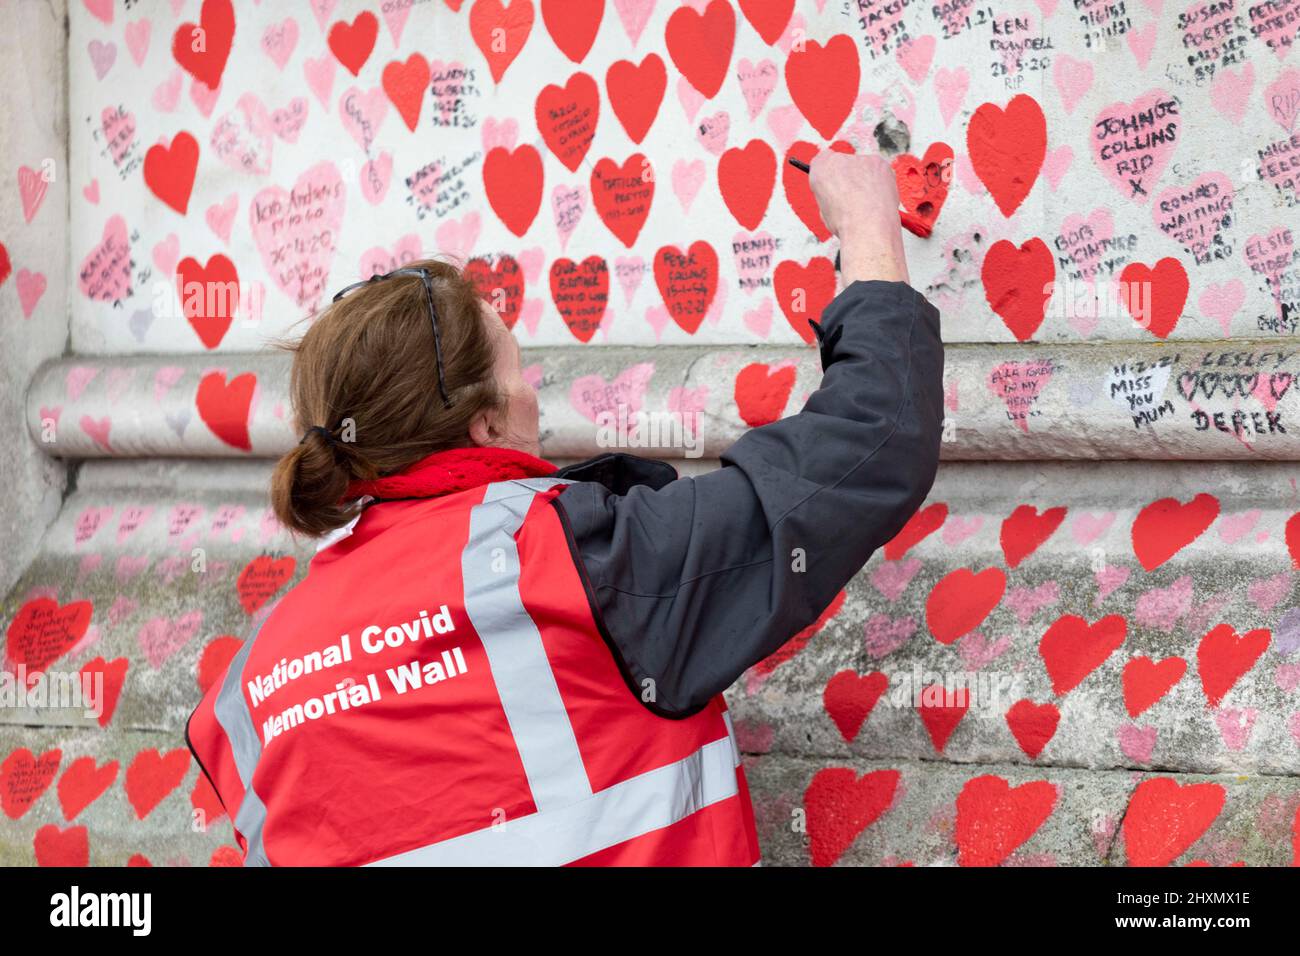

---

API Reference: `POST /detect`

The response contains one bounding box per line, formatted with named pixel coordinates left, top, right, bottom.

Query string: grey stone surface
left=0, top=0, right=68, bottom=598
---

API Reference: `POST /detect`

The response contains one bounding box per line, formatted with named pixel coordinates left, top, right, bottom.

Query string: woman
left=186, top=152, right=945, bottom=866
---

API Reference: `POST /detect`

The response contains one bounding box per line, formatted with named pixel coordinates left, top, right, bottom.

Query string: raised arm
left=552, top=153, right=945, bottom=717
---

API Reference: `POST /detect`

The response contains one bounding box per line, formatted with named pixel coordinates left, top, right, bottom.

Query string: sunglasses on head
left=331, top=266, right=454, bottom=408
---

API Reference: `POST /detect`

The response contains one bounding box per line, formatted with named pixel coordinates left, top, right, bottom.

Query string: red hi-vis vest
left=187, top=477, right=761, bottom=866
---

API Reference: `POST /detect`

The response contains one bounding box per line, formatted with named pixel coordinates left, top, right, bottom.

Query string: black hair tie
left=299, top=425, right=341, bottom=448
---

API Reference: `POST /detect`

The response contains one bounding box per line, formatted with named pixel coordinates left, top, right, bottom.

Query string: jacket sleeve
left=552, top=279, right=946, bottom=718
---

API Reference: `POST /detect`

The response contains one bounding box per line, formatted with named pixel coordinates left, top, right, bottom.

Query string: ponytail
left=268, top=256, right=502, bottom=538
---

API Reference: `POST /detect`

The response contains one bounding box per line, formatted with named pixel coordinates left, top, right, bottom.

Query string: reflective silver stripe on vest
left=721, top=709, right=741, bottom=767
left=460, top=478, right=592, bottom=813
left=212, top=620, right=270, bottom=866
left=366, top=733, right=739, bottom=866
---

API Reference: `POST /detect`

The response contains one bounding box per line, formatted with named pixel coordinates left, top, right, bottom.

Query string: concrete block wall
left=2, top=0, right=1300, bottom=866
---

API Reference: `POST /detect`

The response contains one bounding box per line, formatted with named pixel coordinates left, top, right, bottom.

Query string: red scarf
left=344, top=446, right=557, bottom=501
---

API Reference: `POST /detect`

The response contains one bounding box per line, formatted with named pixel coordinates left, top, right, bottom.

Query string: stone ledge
left=743, top=754, right=1300, bottom=867
left=25, top=339, right=1300, bottom=461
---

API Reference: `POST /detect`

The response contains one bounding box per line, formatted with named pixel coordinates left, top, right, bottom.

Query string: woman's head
left=270, top=256, right=539, bottom=537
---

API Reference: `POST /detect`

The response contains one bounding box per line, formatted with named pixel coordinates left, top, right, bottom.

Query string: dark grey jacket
left=551, top=279, right=945, bottom=718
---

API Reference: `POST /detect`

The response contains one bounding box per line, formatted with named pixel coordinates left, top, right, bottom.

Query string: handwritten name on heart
left=249, top=161, right=346, bottom=310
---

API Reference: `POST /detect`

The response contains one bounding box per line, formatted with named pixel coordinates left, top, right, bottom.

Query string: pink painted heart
left=518, top=247, right=545, bottom=285
left=136, top=611, right=203, bottom=669
left=309, top=0, right=337, bottom=31
left=153, top=69, right=182, bottom=111
left=569, top=363, right=656, bottom=424
left=1058, top=208, right=1114, bottom=280
left=249, top=161, right=346, bottom=310
left=262, top=17, right=299, bottom=71
left=100, top=108, right=137, bottom=168
left=211, top=95, right=274, bottom=175
left=88, top=40, right=117, bottom=80
left=16, top=270, right=46, bottom=318
left=1184, top=593, right=1233, bottom=640
left=1264, top=67, right=1300, bottom=132
left=869, top=557, right=922, bottom=602
left=115, top=556, right=150, bottom=585
left=271, top=98, right=309, bottom=144
left=1198, top=279, right=1245, bottom=336
left=733, top=229, right=775, bottom=293
left=1053, top=54, right=1093, bottom=114
left=83, top=0, right=113, bottom=25
left=672, top=159, right=706, bottom=213
left=941, top=515, right=983, bottom=547
left=1127, top=22, right=1156, bottom=69
left=1042, top=145, right=1073, bottom=191
left=1118, top=723, right=1157, bottom=763
left=1247, top=572, right=1291, bottom=613
left=958, top=632, right=1013, bottom=669
left=1277, top=665, right=1300, bottom=693
left=124, top=17, right=150, bottom=66
left=1004, top=581, right=1060, bottom=625
left=518, top=299, right=544, bottom=337
left=152, top=234, right=179, bottom=277
left=83, top=180, right=99, bottom=204
left=1071, top=510, right=1116, bottom=545
left=676, top=74, right=706, bottom=124
left=696, top=111, right=730, bottom=155
left=1134, top=575, right=1194, bottom=633
left=435, top=212, right=481, bottom=262
left=108, top=595, right=139, bottom=626
left=77, top=215, right=132, bottom=303
left=736, top=58, right=777, bottom=120
left=189, top=78, right=222, bottom=119
left=481, top=117, right=518, bottom=153
left=895, top=35, right=936, bottom=84
left=743, top=298, right=773, bottom=337
left=933, top=66, right=969, bottom=128
left=153, top=366, right=184, bottom=403
left=1210, top=62, right=1253, bottom=124
left=1153, top=173, right=1234, bottom=262
left=1245, top=227, right=1294, bottom=302
left=553, top=185, right=587, bottom=249
left=303, top=54, right=336, bottom=109
left=338, top=86, right=389, bottom=152
left=1214, top=707, right=1256, bottom=751
left=18, top=166, right=49, bottom=223
left=1092, top=89, right=1179, bottom=203
left=613, top=0, right=656, bottom=45
left=116, top=505, right=154, bottom=543
left=863, top=613, right=916, bottom=658
left=1094, top=564, right=1130, bottom=604
left=74, top=506, right=113, bottom=544
left=79, top=416, right=112, bottom=451
left=613, top=257, right=645, bottom=305
left=988, top=361, right=1056, bottom=435
left=205, top=194, right=238, bottom=243
left=1216, top=509, right=1261, bottom=544
left=382, top=0, right=412, bottom=44
left=359, top=234, right=422, bottom=278
left=65, top=366, right=99, bottom=401
left=104, top=367, right=136, bottom=404
left=765, top=104, right=805, bottom=154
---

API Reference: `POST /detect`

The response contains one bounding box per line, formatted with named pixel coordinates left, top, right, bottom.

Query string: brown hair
left=270, top=256, right=502, bottom=537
